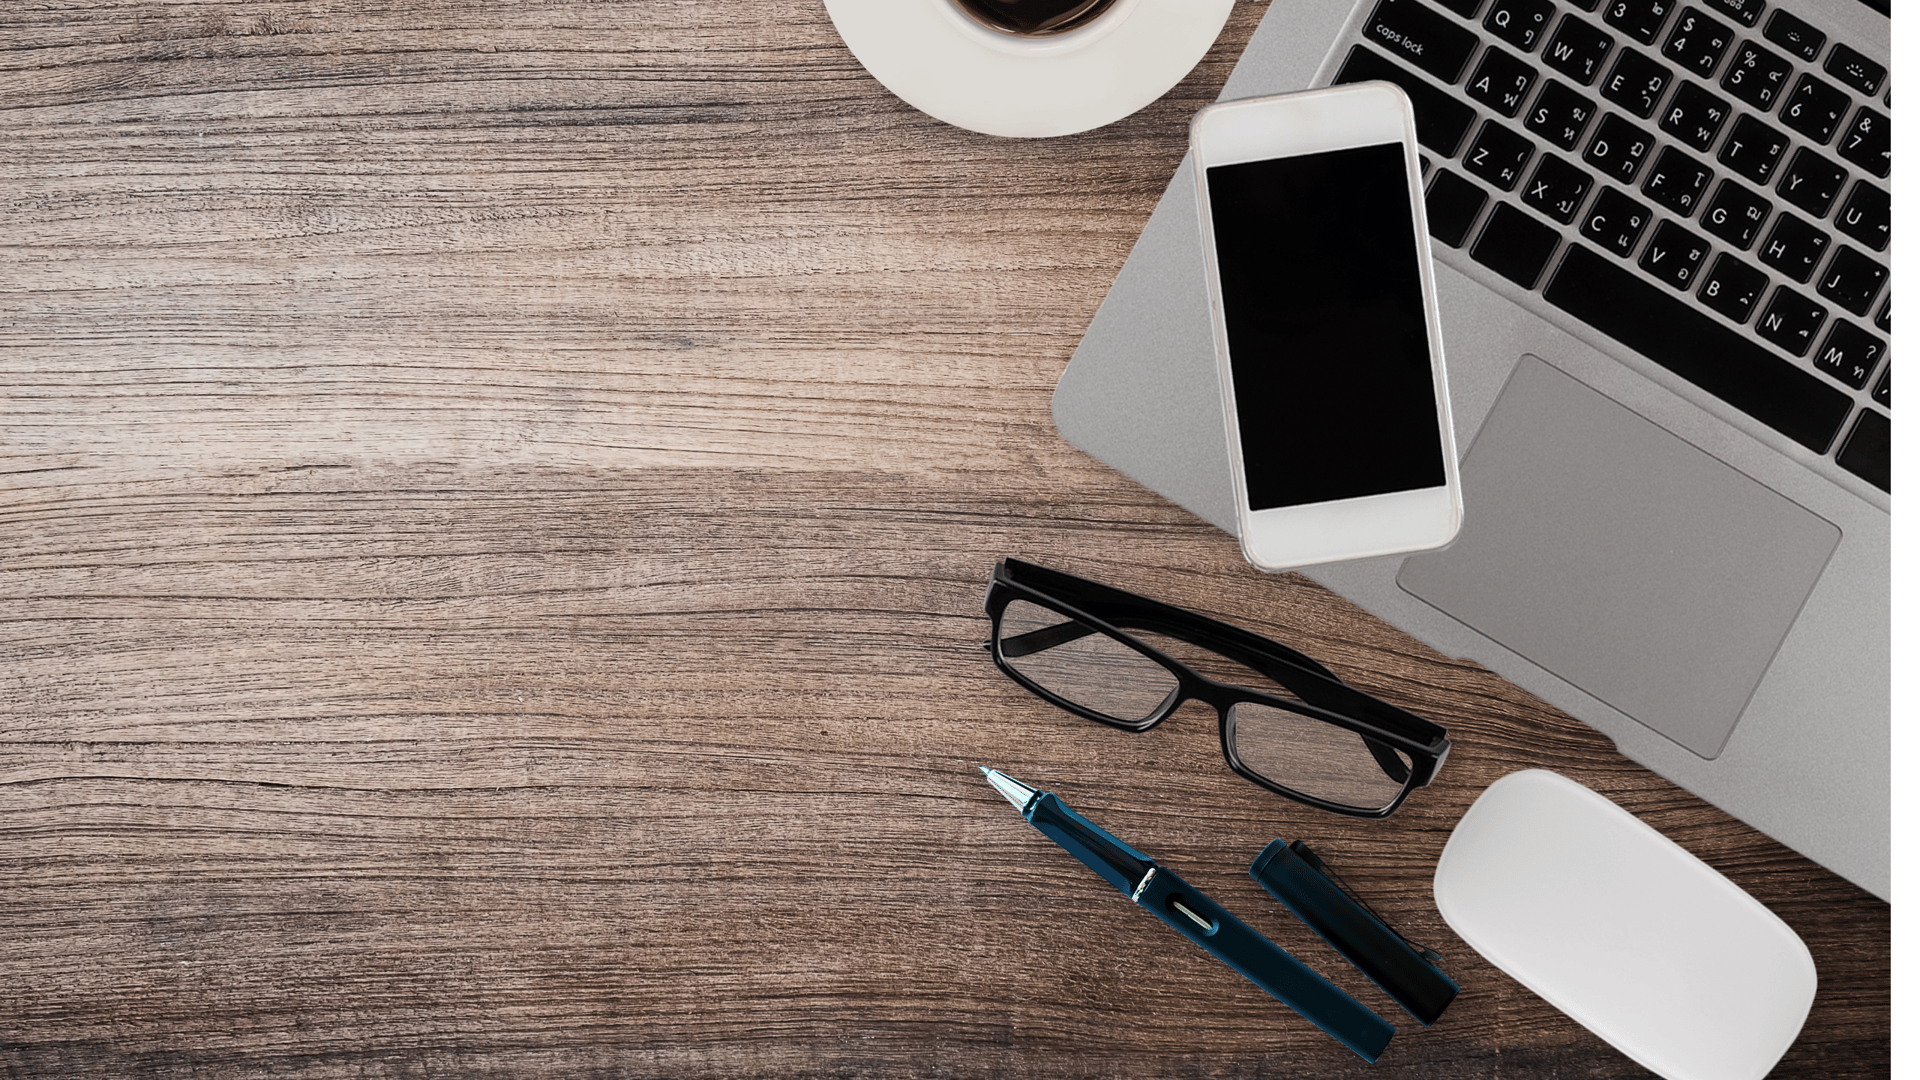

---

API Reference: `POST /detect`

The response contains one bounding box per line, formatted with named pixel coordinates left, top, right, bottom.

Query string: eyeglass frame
left=983, top=558, right=1451, bottom=818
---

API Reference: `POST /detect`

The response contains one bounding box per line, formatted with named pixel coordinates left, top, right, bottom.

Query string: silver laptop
left=1053, top=0, right=1889, bottom=898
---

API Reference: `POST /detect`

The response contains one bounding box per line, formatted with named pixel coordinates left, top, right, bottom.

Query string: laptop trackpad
left=1398, top=357, right=1840, bottom=759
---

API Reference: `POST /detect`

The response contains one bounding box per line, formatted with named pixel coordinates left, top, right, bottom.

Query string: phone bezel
left=1190, top=83, right=1463, bottom=573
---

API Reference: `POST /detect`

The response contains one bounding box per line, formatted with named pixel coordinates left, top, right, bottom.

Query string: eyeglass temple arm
left=995, top=620, right=1098, bottom=659
left=996, top=597, right=1336, bottom=690
left=1063, top=601, right=1436, bottom=737
left=996, top=608, right=1429, bottom=786
left=1363, top=737, right=1412, bottom=784
left=1000, top=562, right=1342, bottom=680
left=995, top=561, right=1449, bottom=775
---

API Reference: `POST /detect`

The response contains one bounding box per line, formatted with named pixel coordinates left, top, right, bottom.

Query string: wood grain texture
left=0, top=1, right=1888, bottom=1077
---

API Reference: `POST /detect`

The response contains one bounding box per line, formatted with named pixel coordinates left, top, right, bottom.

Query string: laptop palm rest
left=1397, top=357, right=1840, bottom=760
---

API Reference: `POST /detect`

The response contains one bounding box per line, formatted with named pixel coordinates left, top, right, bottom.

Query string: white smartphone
left=1191, top=84, right=1463, bottom=573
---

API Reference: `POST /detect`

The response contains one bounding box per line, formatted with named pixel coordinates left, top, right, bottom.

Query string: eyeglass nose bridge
left=1128, top=664, right=1266, bottom=735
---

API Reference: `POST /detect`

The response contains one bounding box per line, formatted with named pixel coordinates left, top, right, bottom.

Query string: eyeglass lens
left=996, top=597, right=1412, bottom=812
left=1231, top=701, right=1411, bottom=812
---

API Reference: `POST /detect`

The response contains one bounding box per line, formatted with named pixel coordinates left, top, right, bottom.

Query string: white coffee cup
left=935, top=0, right=1145, bottom=55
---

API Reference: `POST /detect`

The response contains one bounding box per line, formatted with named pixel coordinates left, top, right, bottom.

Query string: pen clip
left=1288, top=841, right=1443, bottom=965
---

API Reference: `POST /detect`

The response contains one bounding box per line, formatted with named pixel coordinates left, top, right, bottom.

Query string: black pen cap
left=1251, top=838, right=1459, bottom=1026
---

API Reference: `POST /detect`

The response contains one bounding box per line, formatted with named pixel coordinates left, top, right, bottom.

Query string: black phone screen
left=1206, top=142, right=1447, bottom=512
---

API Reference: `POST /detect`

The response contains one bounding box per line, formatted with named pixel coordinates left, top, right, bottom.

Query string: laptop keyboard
left=1325, top=0, right=1891, bottom=493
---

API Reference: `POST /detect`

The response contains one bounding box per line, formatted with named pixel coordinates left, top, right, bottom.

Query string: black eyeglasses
left=984, top=558, right=1450, bottom=818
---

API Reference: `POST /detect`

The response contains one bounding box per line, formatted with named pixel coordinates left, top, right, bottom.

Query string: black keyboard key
left=1467, top=47, right=1540, bottom=116
left=1485, top=0, right=1558, bottom=51
left=1661, top=7, right=1733, bottom=76
left=1435, top=0, right=1489, bottom=15
left=1603, top=0, right=1675, bottom=43
left=1566, top=0, right=1602, bottom=11
left=1720, top=41, right=1792, bottom=111
left=1335, top=47, right=1480, bottom=157
left=1639, top=219, right=1712, bottom=288
left=1426, top=169, right=1489, bottom=247
left=1757, top=213, right=1830, bottom=282
left=1779, top=74, right=1849, bottom=144
left=1523, top=153, right=1596, bottom=222
left=1544, top=244, right=1852, bottom=451
left=1717, top=114, right=1789, bottom=183
left=1643, top=145, right=1713, bottom=215
left=1776, top=147, right=1847, bottom=217
left=1701, top=179, right=1770, bottom=248
left=1583, top=113, right=1656, bottom=181
left=1699, top=252, right=1768, bottom=321
left=1835, top=107, right=1890, bottom=179
left=1755, top=286, right=1827, bottom=355
left=1544, top=15, right=1616, bottom=83
left=1659, top=80, right=1731, bottom=150
left=1464, top=120, right=1537, bottom=189
left=1365, top=0, right=1482, bottom=83
left=1872, top=365, right=1889, bottom=408
left=1580, top=185, right=1653, bottom=254
left=1813, top=320, right=1885, bottom=389
left=1816, top=245, right=1887, bottom=316
left=1824, top=43, right=1885, bottom=97
left=1702, top=0, right=1763, bottom=28
left=1600, top=47, right=1673, bottom=117
left=1761, top=9, right=1823, bottom=62
left=1836, top=409, right=1889, bottom=492
left=1835, top=181, right=1889, bottom=252
left=1472, top=203, right=1562, bottom=286
left=1873, top=296, right=1889, bottom=334
left=1527, top=80, right=1599, bottom=148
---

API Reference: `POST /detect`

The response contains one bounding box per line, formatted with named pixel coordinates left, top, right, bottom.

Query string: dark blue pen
left=981, top=767, right=1395, bottom=1062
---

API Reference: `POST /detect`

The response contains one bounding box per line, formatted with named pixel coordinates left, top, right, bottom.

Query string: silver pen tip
left=980, top=767, right=1040, bottom=812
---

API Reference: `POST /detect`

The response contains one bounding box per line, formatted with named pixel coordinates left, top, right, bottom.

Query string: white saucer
left=824, top=0, right=1235, bottom=138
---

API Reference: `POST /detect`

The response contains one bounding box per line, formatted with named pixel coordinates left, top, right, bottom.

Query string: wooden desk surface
left=0, top=2, right=1887, bottom=1075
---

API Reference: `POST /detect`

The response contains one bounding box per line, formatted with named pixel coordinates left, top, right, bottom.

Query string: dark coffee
left=952, top=0, right=1120, bottom=36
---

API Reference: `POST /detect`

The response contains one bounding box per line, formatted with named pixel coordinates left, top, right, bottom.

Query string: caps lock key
left=1366, top=0, right=1481, bottom=84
